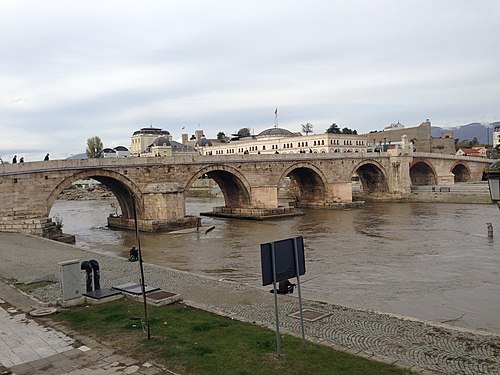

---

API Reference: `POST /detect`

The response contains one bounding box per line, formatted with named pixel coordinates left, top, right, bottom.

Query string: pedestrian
left=19, top=157, right=24, bottom=163
left=44, top=153, right=49, bottom=161
left=12, top=155, right=17, bottom=163
left=128, top=246, right=139, bottom=262
left=278, top=279, right=295, bottom=294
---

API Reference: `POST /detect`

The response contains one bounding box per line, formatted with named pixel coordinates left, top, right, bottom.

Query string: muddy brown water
left=51, top=198, right=500, bottom=333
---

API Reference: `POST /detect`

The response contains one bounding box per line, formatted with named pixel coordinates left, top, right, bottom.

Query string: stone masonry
left=0, top=153, right=492, bottom=237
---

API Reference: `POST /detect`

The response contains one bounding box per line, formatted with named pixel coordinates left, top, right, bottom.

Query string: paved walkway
left=0, top=302, right=74, bottom=369
left=0, top=233, right=498, bottom=375
left=0, top=282, right=170, bottom=374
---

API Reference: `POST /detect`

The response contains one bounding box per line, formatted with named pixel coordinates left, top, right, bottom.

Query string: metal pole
left=294, top=237, right=306, bottom=348
left=487, top=223, right=493, bottom=239
left=270, top=243, right=281, bottom=355
left=132, top=194, right=151, bottom=339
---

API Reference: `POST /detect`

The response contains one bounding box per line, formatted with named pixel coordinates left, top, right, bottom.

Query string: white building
left=196, top=127, right=368, bottom=156
left=493, top=125, right=500, bottom=148
left=131, top=127, right=172, bottom=155
left=102, top=146, right=130, bottom=158
left=130, top=126, right=196, bottom=157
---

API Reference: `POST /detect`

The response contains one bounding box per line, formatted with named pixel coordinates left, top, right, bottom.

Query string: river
left=50, top=198, right=500, bottom=333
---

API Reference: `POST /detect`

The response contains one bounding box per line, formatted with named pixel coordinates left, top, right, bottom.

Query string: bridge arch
left=279, top=162, right=328, bottom=202
left=47, top=169, right=143, bottom=220
left=351, top=160, right=389, bottom=194
left=410, top=160, right=437, bottom=185
left=450, top=162, right=471, bottom=182
left=185, top=165, right=251, bottom=207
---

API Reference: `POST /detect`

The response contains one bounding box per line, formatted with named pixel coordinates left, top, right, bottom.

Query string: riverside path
left=0, top=232, right=498, bottom=375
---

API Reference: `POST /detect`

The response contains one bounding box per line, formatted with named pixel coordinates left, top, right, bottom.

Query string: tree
left=301, top=123, right=313, bottom=135
left=472, top=137, right=479, bottom=146
left=326, top=123, right=341, bottom=134
left=341, top=127, right=358, bottom=135
left=86, top=136, right=103, bottom=158
left=217, top=132, right=228, bottom=143
left=455, top=139, right=472, bottom=150
left=237, top=127, right=251, bottom=138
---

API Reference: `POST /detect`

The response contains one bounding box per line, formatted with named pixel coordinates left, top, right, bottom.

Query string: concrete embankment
left=408, top=182, right=492, bottom=204
left=0, top=232, right=498, bottom=375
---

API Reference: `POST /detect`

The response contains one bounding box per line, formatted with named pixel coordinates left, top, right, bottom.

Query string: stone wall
left=365, top=120, right=455, bottom=154
left=366, top=121, right=431, bottom=148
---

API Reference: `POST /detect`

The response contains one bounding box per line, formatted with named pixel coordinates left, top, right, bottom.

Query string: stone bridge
left=0, top=152, right=491, bottom=238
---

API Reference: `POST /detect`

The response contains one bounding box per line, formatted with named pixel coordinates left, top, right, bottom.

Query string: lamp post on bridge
left=485, top=160, right=500, bottom=210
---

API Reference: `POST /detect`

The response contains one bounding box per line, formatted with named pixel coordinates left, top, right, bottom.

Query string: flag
left=274, top=107, right=277, bottom=116
left=181, top=126, right=185, bottom=130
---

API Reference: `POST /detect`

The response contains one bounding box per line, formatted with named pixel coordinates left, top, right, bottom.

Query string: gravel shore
left=0, top=232, right=498, bottom=375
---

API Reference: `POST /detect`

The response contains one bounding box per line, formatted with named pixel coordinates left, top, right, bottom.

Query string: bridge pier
left=204, top=206, right=300, bottom=220
left=250, top=186, right=279, bottom=208
left=201, top=184, right=303, bottom=220
left=436, top=173, right=455, bottom=186
left=107, top=183, right=200, bottom=232
left=328, top=182, right=353, bottom=203
left=0, top=216, right=63, bottom=239
left=107, top=216, right=200, bottom=232
left=293, top=182, right=360, bottom=208
left=386, top=155, right=412, bottom=197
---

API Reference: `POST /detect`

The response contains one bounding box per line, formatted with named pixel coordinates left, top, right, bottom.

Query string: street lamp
left=485, top=160, right=500, bottom=209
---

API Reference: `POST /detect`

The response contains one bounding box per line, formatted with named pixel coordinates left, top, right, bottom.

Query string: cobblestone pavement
left=0, top=233, right=499, bottom=375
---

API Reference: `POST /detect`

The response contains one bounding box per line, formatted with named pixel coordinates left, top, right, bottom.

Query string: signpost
left=132, top=194, right=151, bottom=339
left=260, top=236, right=306, bottom=354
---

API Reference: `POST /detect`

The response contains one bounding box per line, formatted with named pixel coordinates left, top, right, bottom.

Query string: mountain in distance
left=66, top=153, right=87, bottom=160
left=432, top=121, right=500, bottom=144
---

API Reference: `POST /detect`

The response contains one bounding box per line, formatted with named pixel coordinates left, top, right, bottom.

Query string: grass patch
left=15, top=281, right=54, bottom=293
left=52, top=300, right=414, bottom=375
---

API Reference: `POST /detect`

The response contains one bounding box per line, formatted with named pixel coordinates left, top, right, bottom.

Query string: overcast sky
left=1, top=0, right=499, bottom=161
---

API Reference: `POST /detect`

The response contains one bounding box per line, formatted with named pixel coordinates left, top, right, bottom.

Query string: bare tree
left=301, top=123, right=313, bottom=135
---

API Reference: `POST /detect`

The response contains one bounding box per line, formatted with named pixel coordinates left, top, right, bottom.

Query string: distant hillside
left=66, top=153, right=87, bottom=160
left=432, top=121, right=500, bottom=144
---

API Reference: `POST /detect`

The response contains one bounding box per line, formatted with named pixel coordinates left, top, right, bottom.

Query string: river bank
left=51, top=198, right=500, bottom=334
left=406, top=182, right=492, bottom=204
left=0, top=232, right=498, bottom=375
